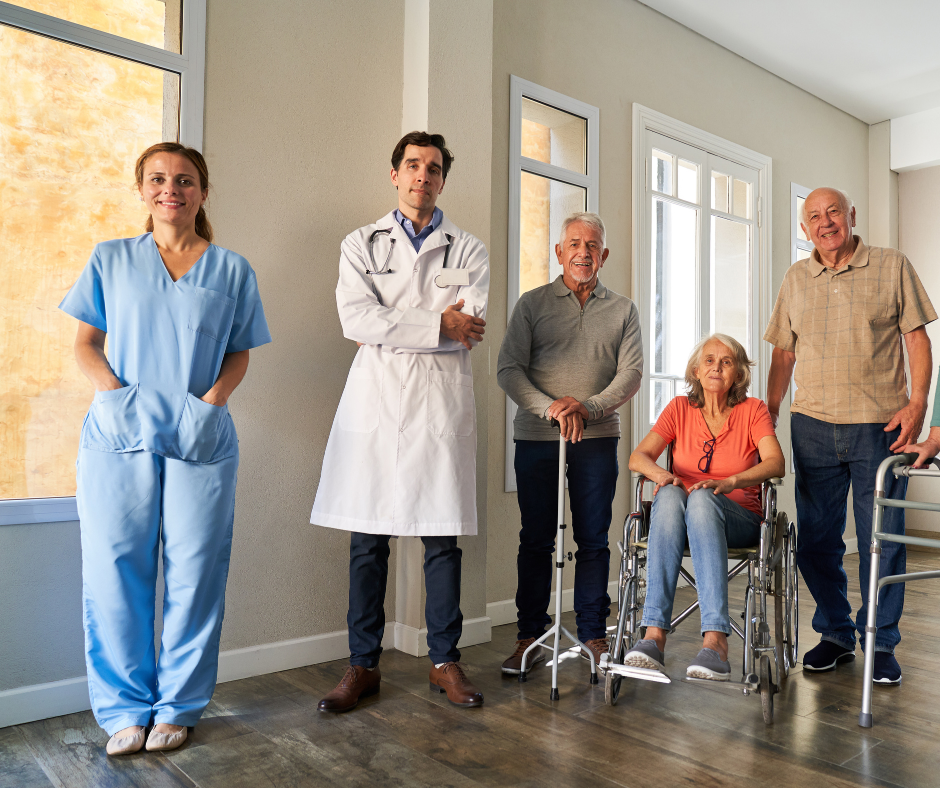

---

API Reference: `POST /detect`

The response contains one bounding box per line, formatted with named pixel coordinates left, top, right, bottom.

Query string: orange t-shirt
left=650, top=396, right=777, bottom=516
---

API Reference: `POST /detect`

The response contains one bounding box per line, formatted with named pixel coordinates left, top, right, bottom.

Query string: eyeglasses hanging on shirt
left=698, top=436, right=716, bottom=474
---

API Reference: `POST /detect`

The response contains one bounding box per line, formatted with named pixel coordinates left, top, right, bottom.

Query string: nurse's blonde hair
left=685, top=333, right=753, bottom=408
left=135, top=142, right=214, bottom=243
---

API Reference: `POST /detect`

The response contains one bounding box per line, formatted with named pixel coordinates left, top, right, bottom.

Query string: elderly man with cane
left=497, top=212, right=643, bottom=675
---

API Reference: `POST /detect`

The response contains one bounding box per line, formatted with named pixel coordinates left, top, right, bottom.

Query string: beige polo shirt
left=763, top=237, right=936, bottom=424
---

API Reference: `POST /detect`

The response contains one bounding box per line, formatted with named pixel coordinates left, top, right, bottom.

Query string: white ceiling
left=639, top=0, right=940, bottom=125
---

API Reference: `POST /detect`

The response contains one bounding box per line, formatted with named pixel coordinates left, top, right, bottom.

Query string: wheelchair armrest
left=767, top=477, right=783, bottom=486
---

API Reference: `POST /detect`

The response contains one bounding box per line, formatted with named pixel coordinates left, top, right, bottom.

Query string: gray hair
left=684, top=333, right=753, bottom=409
left=800, top=187, right=854, bottom=226
left=558, top=211, right=606, bottom=249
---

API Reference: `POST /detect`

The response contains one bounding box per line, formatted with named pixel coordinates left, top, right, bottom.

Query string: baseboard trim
left=0, top=676, right=91, bottom=729
left=0, top=615, right=493, bottom=730
left=487, top=581, right=620, bottom=628
left=393, top=616, right=492, bottom=657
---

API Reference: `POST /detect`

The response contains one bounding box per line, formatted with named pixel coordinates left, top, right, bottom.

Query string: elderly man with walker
left=311, top=132, right=489, bottom=711
left=497, top=212, right=643, bottom=679
left=764, top=187, right=935, bottom=685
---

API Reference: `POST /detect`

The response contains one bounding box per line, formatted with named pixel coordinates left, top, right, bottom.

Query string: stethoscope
left=366, top=227, right=452, bottom=280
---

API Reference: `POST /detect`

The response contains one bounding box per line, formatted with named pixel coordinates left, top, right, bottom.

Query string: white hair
left=558, top=211, right=606, bottom=249
left=800, top=188, right=854, bottom=226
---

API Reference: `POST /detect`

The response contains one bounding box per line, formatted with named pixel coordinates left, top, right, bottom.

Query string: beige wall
left=203, top=0, right=406, bottom=649
left=485, top=0, right=871, bottom=606
left=899, top=165, right=940, bottom=529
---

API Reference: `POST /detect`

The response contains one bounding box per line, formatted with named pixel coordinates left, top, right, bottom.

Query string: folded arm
left=338, top=234, right=489, bottom=353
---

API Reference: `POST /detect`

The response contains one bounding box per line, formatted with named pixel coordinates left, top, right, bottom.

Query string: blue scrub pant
left=76, top=447, right=238, bottom=735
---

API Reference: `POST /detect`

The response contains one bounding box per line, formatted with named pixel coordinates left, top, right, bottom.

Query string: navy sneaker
left=802, top=640, right=855, bottom=672
left=872, top=652, right=902, bottom=685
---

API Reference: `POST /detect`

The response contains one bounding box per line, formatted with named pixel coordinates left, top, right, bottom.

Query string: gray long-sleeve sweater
left=497, top=276, right=644, bottom=441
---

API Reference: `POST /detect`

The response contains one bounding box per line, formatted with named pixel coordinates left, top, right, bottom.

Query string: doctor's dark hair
left=391, top=132, right=454, bottom=181
left=134, top=142, right=214, bottom=243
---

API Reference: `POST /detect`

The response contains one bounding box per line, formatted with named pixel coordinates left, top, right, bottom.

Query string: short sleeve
left=650, top=397, right=680, bottom=445
left=763, top=273, right=796, bottom=351
left=226, top=269, right=272, bottom=353
left=747, top=399, right=776, bottom=447
left=59, top=246, right=107, bottom=331
left=897, top=256, right=938, bottom=335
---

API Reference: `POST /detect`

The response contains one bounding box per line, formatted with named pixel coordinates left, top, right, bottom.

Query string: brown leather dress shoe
left=317, top=665, right=381, bottom=712
left=581, top=637, right=609, bottom=667
left=501, top=637, right=546, bottom=675
left=429, top=662, right=484, bottom=707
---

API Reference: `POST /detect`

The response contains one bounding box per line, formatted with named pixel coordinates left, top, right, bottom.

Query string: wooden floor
left=6, top=548, right=940, bottom=788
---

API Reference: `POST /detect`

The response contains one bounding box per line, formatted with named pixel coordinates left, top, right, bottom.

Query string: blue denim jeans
left=347, top=532, right=462, bottom=667
left=641, top=485, right=761, bottom=636
left=791, top=413, right=907, bottom=654
left=513, top=437, right=619, bottom=642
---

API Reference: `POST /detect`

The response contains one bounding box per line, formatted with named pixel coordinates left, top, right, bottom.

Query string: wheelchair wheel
left=773, top=511, right=789, bottom=686
left=604, top=669, right=622, bottom=706
left=759, top=654, right=774, bottom=724
left=784, top=522, right=799, bottom=671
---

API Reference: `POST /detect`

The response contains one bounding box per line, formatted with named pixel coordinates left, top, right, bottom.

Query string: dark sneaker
left=501, top=637, right=546, bottom=675
left=686, top=648, right=731, bottom=681
left=623, top=639, right=666, bottom=671
left=802, top=640, right=856, bottom=672
left=873, top=652, right=902, bottom=685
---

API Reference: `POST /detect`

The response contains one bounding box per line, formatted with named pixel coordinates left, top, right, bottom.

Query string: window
left=791, top=182, right=813, bottom=263
left=505, top=77, right=598, bottom=491
left=0, top=0, right=206, bottom=525
left=633, top=105, right=772, bottom=445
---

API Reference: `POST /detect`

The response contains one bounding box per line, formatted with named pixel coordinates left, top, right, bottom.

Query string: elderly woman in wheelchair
left=625, top=333, right=785, bottom=681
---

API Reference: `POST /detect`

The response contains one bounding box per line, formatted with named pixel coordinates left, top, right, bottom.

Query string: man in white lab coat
left=311, top=132, right=489, bottom=711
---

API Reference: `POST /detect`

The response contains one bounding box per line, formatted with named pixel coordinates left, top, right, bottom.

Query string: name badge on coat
left=435, top=269, right=470, bottom=288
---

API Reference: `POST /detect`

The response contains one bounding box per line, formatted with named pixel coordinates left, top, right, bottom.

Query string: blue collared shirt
left=394, top=207, right=443, bottom=252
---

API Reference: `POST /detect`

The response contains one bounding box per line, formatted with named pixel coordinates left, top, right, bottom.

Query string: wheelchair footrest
left=605, top=663, right=671, bottom=683
left=684, top=675, right=759, bottom=691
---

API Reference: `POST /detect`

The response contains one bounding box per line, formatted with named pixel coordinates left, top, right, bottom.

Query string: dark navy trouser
left=792, top=413, right=907, bottom=653
left=348, top=533, right=462, bottom=667
left=513, top=437, right=619, bottom=642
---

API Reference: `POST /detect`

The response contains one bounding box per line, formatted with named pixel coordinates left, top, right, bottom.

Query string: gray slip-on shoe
left=686, top=647, right=731, bottom=681
left=623, top=639, right=666, bottom=671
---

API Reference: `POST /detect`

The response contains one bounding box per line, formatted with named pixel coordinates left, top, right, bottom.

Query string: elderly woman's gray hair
left=800, top=187, right=853, bottom=226
left=684, top=333, right=753, bottom=408
left=558, top=211, right=606, bottom=248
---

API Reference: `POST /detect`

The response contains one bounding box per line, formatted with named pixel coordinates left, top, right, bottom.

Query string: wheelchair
left=604, top=468, right=798, bottom=724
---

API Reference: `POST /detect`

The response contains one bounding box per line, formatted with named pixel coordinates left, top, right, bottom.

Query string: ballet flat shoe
left=145, top=725, right=188, bottom=752
left=106, top=727, right=146, bottom=756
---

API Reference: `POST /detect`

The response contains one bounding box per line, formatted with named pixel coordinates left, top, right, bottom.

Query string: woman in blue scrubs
left=59, top=143, right=271, bottom=756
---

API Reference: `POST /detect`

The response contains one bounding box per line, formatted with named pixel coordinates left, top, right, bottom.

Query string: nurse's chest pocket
left=427, top=370, right=474, bottom=437
left=189, top=287, right=236, bottom=344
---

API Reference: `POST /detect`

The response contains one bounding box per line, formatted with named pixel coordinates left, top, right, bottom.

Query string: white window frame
left=0, top=0, right=207, bottom=525
left=791, top=182, right=814, bottom=263
left=505, top=76, right=599, bottom=492
left=632, top=104, right=773, bottom=452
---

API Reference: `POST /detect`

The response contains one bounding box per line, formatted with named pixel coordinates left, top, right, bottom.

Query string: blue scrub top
left=60, top=233, right=272, bottom=463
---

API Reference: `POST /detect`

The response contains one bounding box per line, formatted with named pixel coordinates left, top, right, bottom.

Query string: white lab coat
left=310, top=211, right=489, bottom=536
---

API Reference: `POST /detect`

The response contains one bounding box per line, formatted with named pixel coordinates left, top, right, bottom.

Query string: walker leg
left=859, top=535, right=883, bottom=727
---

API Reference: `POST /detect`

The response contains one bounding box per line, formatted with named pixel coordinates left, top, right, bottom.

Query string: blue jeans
left=641, top=485, right=761, bottom=636
left=791, top=414, right=907, bottom=653
left=513, top=437, right=619, bottom=642
left=347, top=533, right=462, bottom=667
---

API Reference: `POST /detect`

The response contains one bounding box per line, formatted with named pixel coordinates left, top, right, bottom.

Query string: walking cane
left=518, top=417, right=598, bottom=699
